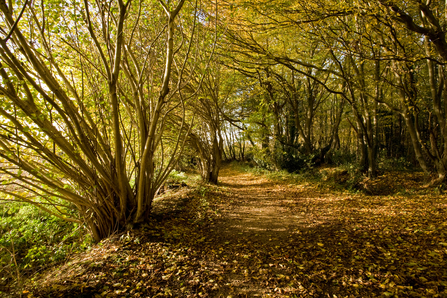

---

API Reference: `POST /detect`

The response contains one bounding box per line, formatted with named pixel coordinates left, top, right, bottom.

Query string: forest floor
left=17, top=163, right=447, bottom=297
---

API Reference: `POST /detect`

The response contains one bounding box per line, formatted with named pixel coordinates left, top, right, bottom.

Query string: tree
left=0, top=0, right=208, bottom=241
left=187, top=64, right=226, bottom=184
left=221, top=1, right=348, bottom=171
left=219, top=0, right=447, bottom=181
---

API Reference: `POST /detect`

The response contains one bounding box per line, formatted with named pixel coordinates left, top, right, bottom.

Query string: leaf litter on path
left=23, top=165, right=447, bottom=297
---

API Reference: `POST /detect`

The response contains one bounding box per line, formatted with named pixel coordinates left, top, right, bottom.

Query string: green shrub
left=278, top=150, right=314, bottom=173
left=327, top=150, right=357, bottom=166
left=167, top=170, right=188, bottom=184
left=251, top=147, right=275, bottom=170
left=251, top=146, right=314, bottom=173
left=0, top=200, right=92, bottom=287
left=378, top=155, right=415, bottom=171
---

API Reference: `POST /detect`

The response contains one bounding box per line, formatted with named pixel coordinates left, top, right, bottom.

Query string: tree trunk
left=402, top=108, right=431, bottom=174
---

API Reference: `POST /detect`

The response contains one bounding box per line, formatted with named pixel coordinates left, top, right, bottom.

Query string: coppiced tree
left=187, top=63, right=226, bottom=184
left=0, top=0, right=210, bottom=241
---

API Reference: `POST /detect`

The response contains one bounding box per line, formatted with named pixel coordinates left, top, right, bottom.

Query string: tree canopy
left=1, top=0, right=447, bottom=241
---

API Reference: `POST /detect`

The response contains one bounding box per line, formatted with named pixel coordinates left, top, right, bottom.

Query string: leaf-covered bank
left=14, top=163, right=447, bottom=297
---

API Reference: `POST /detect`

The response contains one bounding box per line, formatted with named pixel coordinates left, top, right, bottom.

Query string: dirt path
left=215, top=167, right=310, bottom=243
left=200, top=165, right=446, bottom=297
left=200, top=166, right=339, bottom=296
left=25, top=164, right=447, bottom=298
left=206, top=167, right=315, bottom=296
left=212, top=166, right=339, bottom=245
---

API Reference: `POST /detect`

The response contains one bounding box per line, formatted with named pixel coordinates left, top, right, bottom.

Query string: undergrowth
left=235, top=159, right=429, bottom=195
left=0, top=201, right=93, bottom=294
left=235, top=161, right=354, bottom=192
left=0, top=169, right=197, bottom=295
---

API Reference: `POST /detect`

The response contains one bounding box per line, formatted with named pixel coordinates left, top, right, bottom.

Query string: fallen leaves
left=20, top=165, right=447, bottom=297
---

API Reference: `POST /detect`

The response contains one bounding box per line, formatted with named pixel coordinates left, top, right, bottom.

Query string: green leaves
left=0, top=201, right=90, bottom=286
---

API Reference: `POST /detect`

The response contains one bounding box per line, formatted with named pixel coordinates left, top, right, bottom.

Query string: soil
left=15, top=164, right=447, bottom=297
left=212, top=167, right=334, bottom=245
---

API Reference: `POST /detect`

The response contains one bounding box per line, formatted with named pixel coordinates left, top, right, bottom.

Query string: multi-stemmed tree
left=0, top=0, right=210, bottom=241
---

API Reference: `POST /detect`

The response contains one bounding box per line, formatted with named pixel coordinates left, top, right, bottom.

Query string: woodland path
left=203, top=165, right=336, bottom=296
left=199, top=165, right=446, bottom=297
left=213, top=166, right=325, bottom=245
left=26, top=164, right=447, bottom=298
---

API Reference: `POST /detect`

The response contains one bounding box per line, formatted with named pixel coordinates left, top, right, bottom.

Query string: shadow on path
left=213, top=168, right=326, bottom=243
left=26, top=164, right=447, bottom=298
